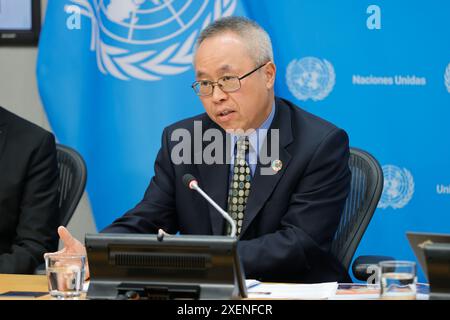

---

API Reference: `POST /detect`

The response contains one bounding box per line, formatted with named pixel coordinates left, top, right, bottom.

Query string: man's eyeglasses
left=192, top=62, right=269, bottom=96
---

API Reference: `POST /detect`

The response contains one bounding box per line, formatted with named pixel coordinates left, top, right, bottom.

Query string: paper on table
left=330, top=292, right=429, bottom=300
left=330, top=283, right=430, bottom=300
left=245, top=279, right=261, bottom=289
left=247, top=282, right=338, bottom=300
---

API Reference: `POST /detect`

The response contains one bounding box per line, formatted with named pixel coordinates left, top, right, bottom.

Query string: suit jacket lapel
left=241, top=99, right=293, bottom=236
left=194, top=98, right=294, bottom=236
left=195, top=117, right=231, bottom=235
left=0, top=109, right=7, bottom=162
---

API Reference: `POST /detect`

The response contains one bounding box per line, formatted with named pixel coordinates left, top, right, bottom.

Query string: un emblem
left=65, top=0, right=238, bottom=81
left=378, top=165, right=415, bottom=209
left=286, top=57, right=335, bottom=101
left=445, top=63, right=450, bottom=93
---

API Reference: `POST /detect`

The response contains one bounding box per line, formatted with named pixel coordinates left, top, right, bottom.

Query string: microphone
left=182, top=174, right=236, bottom=237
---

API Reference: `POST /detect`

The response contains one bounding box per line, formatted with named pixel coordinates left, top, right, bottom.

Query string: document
left=245, top=279, right=261, bottom=289
left=247, top=282, right=338, bottom=300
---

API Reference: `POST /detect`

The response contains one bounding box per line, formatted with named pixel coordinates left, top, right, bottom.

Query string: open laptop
left=406, top=231, right=450, bottom=281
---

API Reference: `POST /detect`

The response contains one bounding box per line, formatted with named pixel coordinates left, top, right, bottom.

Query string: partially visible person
left=0, top=106, right=60, bottom=273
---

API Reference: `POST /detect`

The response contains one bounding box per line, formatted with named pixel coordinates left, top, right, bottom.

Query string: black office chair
left=331, top=147, right=392, bottom=281
left=56, top=144, right=87, bottom=227
left=34, top=144, right=87, bottom=274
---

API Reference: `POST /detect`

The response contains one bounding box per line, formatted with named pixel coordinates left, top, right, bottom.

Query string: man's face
left=194, top=32, right=276, bottom=132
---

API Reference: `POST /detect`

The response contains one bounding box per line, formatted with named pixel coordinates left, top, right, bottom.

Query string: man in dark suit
left=0, top=107, right=59, bottom=273
left=58, top=17, right=351, bottom=283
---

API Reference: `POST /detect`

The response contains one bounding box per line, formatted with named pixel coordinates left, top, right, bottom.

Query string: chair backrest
left=331, top=147, right=384, bottom=270
left=56, top=144, right=87, bottom=227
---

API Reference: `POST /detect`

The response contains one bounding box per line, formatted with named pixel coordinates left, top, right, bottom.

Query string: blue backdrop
left=37, top=0, right=450, bottom=282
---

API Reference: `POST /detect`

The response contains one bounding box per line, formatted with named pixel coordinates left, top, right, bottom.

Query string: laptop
left=406, top=231, right=450, bottom=281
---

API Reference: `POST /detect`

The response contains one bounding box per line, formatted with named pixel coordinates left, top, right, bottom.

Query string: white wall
left=0, top=0, right=97, bottom=245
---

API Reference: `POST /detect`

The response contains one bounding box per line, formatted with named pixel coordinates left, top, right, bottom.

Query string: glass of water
left=44, top=253, right=86, bottom=299
left=379, top=260, right=417, bottom=300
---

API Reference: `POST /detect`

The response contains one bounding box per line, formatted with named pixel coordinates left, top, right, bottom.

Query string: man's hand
left=54, top=226, right=89, bottom=280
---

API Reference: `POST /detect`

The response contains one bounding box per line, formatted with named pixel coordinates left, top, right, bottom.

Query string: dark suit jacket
left=102, top=97, right=351, bottom=283
left=0, top=107, right=59, bottom=274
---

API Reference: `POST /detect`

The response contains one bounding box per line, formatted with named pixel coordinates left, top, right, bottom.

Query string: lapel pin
left=271, top=159, right=283, bottom=172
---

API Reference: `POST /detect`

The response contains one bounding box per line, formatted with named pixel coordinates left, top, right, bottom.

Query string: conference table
left=0, top=274, right=430, bottom=300
left=0, top=274, right=57, bottom=300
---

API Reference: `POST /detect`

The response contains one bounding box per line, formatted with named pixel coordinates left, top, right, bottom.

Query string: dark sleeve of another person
left=0, top=133, right=59, bottom=274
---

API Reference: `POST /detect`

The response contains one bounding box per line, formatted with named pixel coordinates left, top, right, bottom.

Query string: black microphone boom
left=182, top=174, right=196, bottom=189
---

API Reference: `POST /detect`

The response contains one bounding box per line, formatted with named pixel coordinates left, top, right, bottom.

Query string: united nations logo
left=286, top=57, right=335, bottom=101
left=378, top=165, right=415, bottom=209
left=65, top=0, right=237, bottom=81
left=445, top=63, right=450, bottom=93
left=271, top=159, right=282, bottom=173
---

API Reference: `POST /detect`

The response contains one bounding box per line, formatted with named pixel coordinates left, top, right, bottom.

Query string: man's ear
left=265, top=62, right=276, bottom=89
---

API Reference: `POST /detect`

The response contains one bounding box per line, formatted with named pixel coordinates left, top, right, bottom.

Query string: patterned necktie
left=226, top=136, right=251, bottom=236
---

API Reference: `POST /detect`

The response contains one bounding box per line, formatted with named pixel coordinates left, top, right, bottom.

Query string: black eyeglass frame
left=191, top=62, right=270, bottom=96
